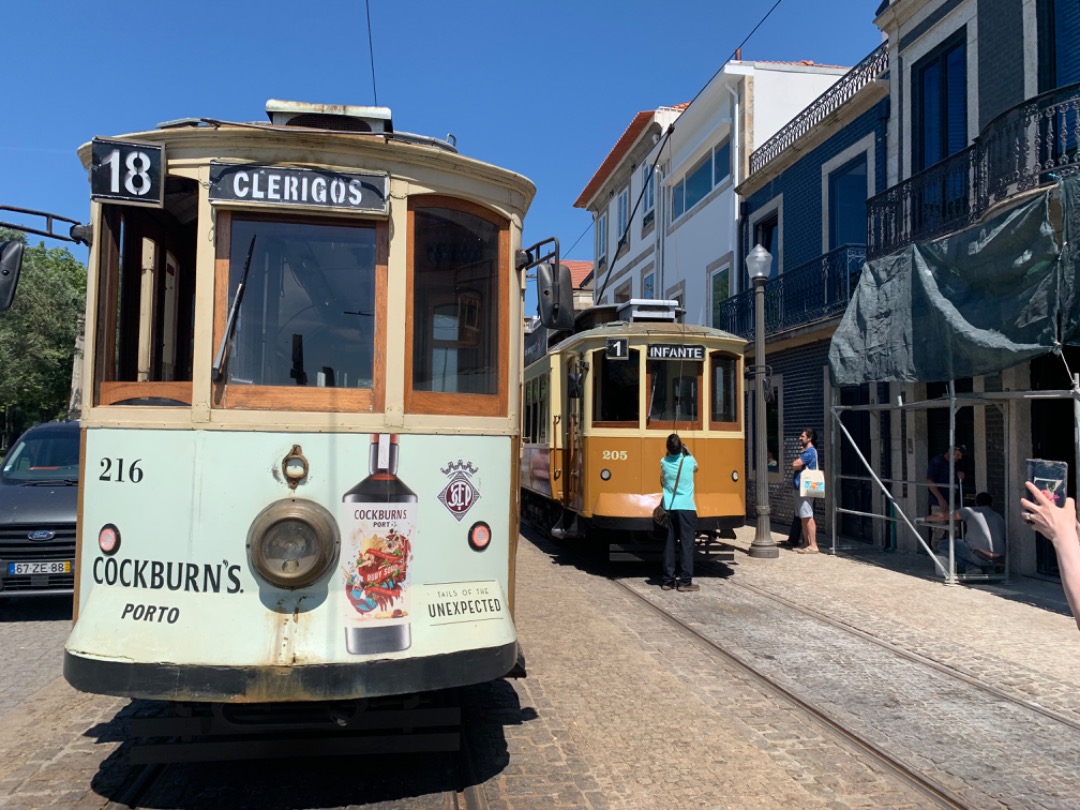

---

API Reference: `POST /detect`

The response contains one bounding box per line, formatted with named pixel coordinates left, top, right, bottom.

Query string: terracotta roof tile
left=574, top=104, right=687, bottom=209
left=561, top=260, right=593, bottom=288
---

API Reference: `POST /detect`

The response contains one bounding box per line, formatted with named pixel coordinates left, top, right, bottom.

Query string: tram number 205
left=602, top=450, right=628, bottom=461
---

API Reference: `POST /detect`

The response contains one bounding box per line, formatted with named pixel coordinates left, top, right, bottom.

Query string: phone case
left=1026, top=458, right=1068, bottom=507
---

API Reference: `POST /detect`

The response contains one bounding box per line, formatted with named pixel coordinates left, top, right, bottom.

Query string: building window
left=672, top=139, right=731, bottom=221
left=643, top=271, right=655, bottom=300
left=596, top=211, right=608, bottom=263
left=913, top=31, right=967, bottom=172
left=828, top=153, right=868, bottom=249
left=616, top=188, right=629, bottom=241
left=713, top=140, right=731, bottom=186
left=614, top=280, right=632, bottom=304
left=753, top=214, right=779, bottom=277
left=710, top=266, right=730, bottom=328
left=642, top=165, right=655, bottom=229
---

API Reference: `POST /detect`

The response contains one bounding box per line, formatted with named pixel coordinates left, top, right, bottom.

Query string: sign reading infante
left=209, top=162, right=388, bottom=214
left=647, top=344, right=705, bottom=361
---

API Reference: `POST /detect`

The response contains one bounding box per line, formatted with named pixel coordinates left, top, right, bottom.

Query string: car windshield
left=1, top=428, right=80, bottom=483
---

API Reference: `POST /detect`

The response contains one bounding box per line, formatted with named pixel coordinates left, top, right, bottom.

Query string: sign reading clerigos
left=647, top=344, right=705, bottom=361
left=209, top=162, right=389, bottom=214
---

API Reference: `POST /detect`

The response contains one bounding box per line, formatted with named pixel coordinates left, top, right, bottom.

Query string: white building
left=575, top=60, right=850, bottom=326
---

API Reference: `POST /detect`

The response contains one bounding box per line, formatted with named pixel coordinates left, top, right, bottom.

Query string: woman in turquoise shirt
left=660, top=433, right=699, bottom=592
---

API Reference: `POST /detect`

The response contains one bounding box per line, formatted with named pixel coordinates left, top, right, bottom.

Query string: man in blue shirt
left=792, top=428, right=820, bottom=553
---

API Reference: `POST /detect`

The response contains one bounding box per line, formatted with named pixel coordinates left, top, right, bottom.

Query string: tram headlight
left=247, top=499, right=339, bottom=589
left=732, top=471, right=740, bottom=482
left=600, top=468, right=612, bottom=481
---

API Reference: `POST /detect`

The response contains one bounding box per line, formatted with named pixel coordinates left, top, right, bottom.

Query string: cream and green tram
left=522, top=300, right=746, bottom=543
left=59, top=101, right=536, bottom=704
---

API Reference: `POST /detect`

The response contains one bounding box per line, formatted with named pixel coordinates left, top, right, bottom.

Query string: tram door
left=563, top=357, right=585, bottom=512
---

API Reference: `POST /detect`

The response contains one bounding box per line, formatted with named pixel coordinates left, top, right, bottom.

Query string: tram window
left=647, top=361, right=702, bottom=428
left=222, top=216, right=378, bottom=395
left=710, top=352, right=739, bottom=426
left=539, top=374, right=549, bottom=441
left=94, top=182, right=198, bottom=407
left=408, top=199, right=507, bottom=416
left=593, top=351, right=640, bottom=425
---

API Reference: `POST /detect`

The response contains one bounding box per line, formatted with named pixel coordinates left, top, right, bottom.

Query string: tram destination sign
left=647, top=344, right=705, bottom=361
left=209, top=162, right=389, bottom=214
left=90, top=138, right=165, bottom=208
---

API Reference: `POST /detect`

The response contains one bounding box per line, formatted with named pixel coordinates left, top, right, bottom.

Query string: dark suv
left=0, top=420, right=79, bottom=597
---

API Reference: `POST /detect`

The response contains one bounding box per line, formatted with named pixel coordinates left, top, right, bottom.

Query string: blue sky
left=1, top=1, right=882, bottom=312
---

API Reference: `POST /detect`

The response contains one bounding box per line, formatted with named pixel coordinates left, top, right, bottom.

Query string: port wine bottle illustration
left=341, top=434, right=416, bottom=654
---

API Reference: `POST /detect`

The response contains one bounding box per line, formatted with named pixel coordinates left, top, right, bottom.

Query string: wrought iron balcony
left=750, top=43, right=889, bottom=176
left=716, top=244, right=866, bottom=341
left=868, top=82, right=1080, bottom=259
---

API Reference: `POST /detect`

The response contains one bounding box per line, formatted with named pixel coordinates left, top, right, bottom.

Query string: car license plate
left=7, top=561, right=72, bottom=575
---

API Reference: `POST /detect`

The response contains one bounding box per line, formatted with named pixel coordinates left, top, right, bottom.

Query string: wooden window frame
left=708, top=350, right=741, bottom=431
left=591, top=348, right=641, bottom=428
left=405, top=195, right=509, bottom=418
left=94, top=205, right=195, bottom=407
left=211, top=209, right=387, bottom=413
left=645, top=359, right=703, bottom=432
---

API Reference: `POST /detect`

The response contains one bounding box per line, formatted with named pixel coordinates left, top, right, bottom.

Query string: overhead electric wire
left=366, top=0, right=379, bottom=106
left=592, top=0, right=787, bottom=302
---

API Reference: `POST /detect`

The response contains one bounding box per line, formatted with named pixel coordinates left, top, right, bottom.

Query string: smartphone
left=1026, top=458, right=1068, bottom=507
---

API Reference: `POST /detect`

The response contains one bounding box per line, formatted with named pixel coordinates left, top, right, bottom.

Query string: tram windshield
left=647, top=361, right=700, bottom=423
left=226, top=218, right=376, bottom=389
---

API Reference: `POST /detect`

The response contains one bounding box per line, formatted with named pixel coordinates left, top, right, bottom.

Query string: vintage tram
left=521, top=298, right=747, bottom=550
left=11, top=100, right=545, bottom=707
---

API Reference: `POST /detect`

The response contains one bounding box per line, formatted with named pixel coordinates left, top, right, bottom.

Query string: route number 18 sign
left=90, top=138, right=165, bottom=208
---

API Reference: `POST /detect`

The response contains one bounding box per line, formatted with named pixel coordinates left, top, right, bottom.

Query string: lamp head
left=746, top=243, right=772, bottom=283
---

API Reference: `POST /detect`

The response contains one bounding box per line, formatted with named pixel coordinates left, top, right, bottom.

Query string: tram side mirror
left=537, top=262, right=574, bottom=330
left=0, top=241, right=25, bottom=313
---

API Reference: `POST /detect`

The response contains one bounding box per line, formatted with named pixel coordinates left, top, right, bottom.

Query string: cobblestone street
left=2, top=526, right=1080, bottom=808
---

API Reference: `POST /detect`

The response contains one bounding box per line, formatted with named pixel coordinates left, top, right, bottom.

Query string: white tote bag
left=800, top=469, right=826, bottom=499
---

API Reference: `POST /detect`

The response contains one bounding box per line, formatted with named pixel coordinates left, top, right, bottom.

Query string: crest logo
left=438, top=461, right=481, bottom=521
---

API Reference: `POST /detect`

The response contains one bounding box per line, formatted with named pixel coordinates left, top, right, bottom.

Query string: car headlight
left=247, top=499, right=339, bottom=589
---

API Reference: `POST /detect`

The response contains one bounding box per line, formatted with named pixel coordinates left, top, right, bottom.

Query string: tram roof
left=75, top=101, right=536, bottom=205
left=554, top=319, right=744, bottom=351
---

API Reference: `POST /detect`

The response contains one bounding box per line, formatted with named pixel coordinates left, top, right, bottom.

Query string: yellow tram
left=3, top=100, right=553, bottom=712
left=521, top=299, right=747, bottom=547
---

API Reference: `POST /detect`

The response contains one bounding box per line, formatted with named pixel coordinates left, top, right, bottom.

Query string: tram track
left=522, top=518, right=1037, bottom=808
left=715, top=568, right=1080, bottom=734
left=607, top=568, right=970, bottom=810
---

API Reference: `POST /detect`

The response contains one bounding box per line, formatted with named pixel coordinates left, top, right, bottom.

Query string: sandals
left=795, top=547, right=820, bottom=554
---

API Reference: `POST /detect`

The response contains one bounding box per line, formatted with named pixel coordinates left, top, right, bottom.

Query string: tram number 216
left=90, top=138, right=164, bottom=207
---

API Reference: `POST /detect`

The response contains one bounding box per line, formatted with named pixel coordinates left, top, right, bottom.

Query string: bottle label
left=341, top=502, right=416, bottom=653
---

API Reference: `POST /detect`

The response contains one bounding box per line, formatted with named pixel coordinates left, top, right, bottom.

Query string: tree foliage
left=0, top=228, right=86, bottom=446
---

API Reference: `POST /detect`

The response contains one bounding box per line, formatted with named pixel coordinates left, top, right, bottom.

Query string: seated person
left=926, top=491, right=1005, bottom=574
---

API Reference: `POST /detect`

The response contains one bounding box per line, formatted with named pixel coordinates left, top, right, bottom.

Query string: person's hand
left=1021, top=482, right=1079, bottom=547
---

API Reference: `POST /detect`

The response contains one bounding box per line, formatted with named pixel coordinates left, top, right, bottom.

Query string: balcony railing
left=716, top=244, right=866, bottom=340
left=868, top=82, right=1080, bottom=259
left=749, top=43, right=889, bottom=176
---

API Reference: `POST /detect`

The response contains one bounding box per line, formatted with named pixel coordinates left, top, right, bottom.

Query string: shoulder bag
left=654, top=457, right=685, bottom=527
left=800, top=468, right=826, bottom=498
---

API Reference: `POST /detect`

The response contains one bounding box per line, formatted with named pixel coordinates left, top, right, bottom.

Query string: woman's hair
left=666, top=433, right=682, bottom=455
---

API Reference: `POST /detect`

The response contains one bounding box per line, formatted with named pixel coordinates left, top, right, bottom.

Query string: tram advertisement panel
left=69, top=430, right=514, bottom=667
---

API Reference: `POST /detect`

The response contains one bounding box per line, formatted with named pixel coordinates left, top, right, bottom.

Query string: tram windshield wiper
left=212, top=235, right=257, bottom=383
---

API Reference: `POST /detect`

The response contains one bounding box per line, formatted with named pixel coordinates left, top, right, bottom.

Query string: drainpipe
left=727, top=82, right=740, bottom=298
left=656, top=162, right=665, bottom=300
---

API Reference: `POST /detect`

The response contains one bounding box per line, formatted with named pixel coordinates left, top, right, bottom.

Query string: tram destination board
left=647, top=344, right=705, bottom=361
left=209, top=162, right=389, bottom=214
left=90, top=138, right=165, bottom=208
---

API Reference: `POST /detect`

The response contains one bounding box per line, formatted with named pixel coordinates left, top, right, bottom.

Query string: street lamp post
left=746, top=243, right=778, bottom=559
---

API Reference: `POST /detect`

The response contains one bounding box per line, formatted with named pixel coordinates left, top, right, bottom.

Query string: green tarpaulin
left=830, top=175, right=1080, bottom=385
